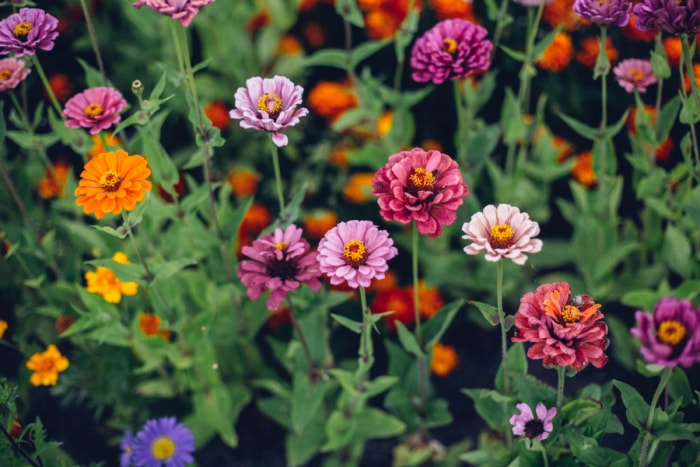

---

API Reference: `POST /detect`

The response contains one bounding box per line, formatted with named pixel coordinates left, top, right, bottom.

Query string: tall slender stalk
left=411, top=221, right=421, bottom=345
left=496, top=260, right=508, bottom=395
left=79, top=0, right=106, bottom=84
left=31, top=56, right=61, bottom=115
left=680, top=33, right=700, bottom=167
left=270, top=142, right=286, bottom=213
left=556, top=365, right=566, bottom=410
left=639, top=368, right=672, bottom=467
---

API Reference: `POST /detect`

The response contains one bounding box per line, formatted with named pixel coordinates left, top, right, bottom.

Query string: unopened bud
left=131, top=79, right=143, bottom=97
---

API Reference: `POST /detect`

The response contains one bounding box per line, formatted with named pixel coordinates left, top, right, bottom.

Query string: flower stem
left=358, top=286, right=373, bottom=377
left=270, top=142, right=286, bottom=213
left=639, top=367, right=672, bottom=467
left=453, top=79, right=469, bottom=165
left=412, top=220, right=421, bottom=345
left=597, top=26, right=610, bottom=176
left=79, top=0, right=106, bottom=85
left=287, top=301, right=317, bottom=382
left=491, top=0, right=511, bottom=60
left=496, top=260, right=508, bottom=395
left=31, top=55, right=61, bottom=115
left=556, top=365, right=566, bottom=410
left=680, top=33, right=700, bottom=168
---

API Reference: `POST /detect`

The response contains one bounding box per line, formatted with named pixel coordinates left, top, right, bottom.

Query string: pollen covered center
left=343, top=239, right=367, bottom=266
left=561, top=305, right=582, bottom=324
left=257, top=93, right=283, bottom=117
left=275, top=241, right=289, bottom=251
left=629, top=68, right=644, bottom=81
left=0, top=69, right=11, bottom=80
left=13, top=21, right=32, bottom=39
left=409, top=167, right=435, bottom=189
left=657, top=320, right=686, bottom=346
left=443, top=37, right=458, bottom=54
left=489, top=223, right=514, bottom=248
left=151, top=436, right=176, bottom=460
left=99, top=170, right=122, bottom=192
left=84, top=103, right=104, bottom=118
left=34, top=355, right=59, bottom=373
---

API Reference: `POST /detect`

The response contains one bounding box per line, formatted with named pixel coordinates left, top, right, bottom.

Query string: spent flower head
left=0, top=8, right=58, bottom=57
left=132, top=0, right=215, bottom=27
left=613, top=58, right=657, bottom=93
left=510, top=402, right=557, bottom=443
left=0, top=57, right=30, bottom=91
left=633, top=0, right=700, bottom=34
left=573, top=0, right=632, bottom=26
left=62, top=86, right=127, bottom=135
left=131, top=416, right=195, bottom=467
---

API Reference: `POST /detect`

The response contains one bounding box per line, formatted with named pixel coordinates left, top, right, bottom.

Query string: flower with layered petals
left=317, top=220, right=398, bottom=289
left=613, top=58, right=657, bottom=93
left=512, top=282, right=609, bottom=370
left=132, top=0, right=215, bottom=27
left=0, top=57, right=30, bottom=91
left=633, top=0, right=700, bottom=34
left=63, top=86, right=127, bottom=135
left=75, top=149, right=151, bottom=219
left=373, top=148, right=469, bottom=238
left=631, top=297, right=700, bottom=368
left=229, top=75, right=308, bottom=147
left=0, top=8, right=59, bottom=57
left=25, top=344, right=69, bottom=386
left=238, top=224, right=322, bottom=311
left=85, top=252, right=139, bottom=304
left=510, top=402, right=557, bottom=442
left=410, top=19, right=493, bottom=84
left=131, top=417, right=195, bottom=467
left=462, top=204, right=542, bottom=265
left=573, top=0, right=632, bottom=26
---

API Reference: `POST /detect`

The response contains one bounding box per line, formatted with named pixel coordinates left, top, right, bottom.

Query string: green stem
left=556, top=365, right=566, bottom=410
left=412, top=221, right=421, bottom=345
left=491, top=0, right=511, bottom=59
left=31, top=56, right=61, bottom=115
left=598, top=26, right=610, bottom=176
left=680, top=34, right=700, bottom=168
left=79, top=0, right=106, bottom=85
left=639, top=367, right=672, bottom=467
left=358, top=286, right=372, bottom=380
left=270, top=142, right=286, bottom=213
left=287, top=300, right=317, bottom=382
left=453, top=79, right=469, bottom=165
left=496, top=260, right=508, bottom=395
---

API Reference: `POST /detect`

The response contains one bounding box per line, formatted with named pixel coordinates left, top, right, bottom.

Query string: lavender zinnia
left=633, top=0, right=700, bottom=34
left=0, top=8, right=59, bottom=57
left=510, top=402, right=557, bottom=442
left=573, top=0, right=633, bottom=26
left=613, top=58, right=657, bottom=93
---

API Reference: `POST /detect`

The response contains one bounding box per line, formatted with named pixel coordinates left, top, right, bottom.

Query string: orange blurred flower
left=308, top=80, right=358, bottom=122
left=366, top=270, right=398, bottom=293
left=302, top=209, right=338, bottom=239
left=421, top=139, right=444, bottom=152
left=553, top=134, right=575, bottom=162
left=139, top=312, right=171, bottom=340
left=408, top=280, right=445, bottom=319
left=38, top=160, right=69, bottom=199
left=266, top=306, right=292, bottom=330
left=537, top=32, right=573, bottom=72
left=621, top=14, right=656, bottom=42
left=302, top=22, right=326, bottom=49
left=205, top=100, right=231, bottom=131
left=430, top=0, right=476, bottom=20
left=329, top=144, right=351, bottom=168
left=342, top=172, right=375, bottom=203
left=361, top=0, right=420, bottom=39
left=26, top=344, right=69, bottom=387
left=278, top=35, right=304, bottom=55
left=0, top=319, right=7, bottom=339
left=227, top=166, right=259, bottom=198
left=85, top=252, right=139, bottom=303
left=663, top=36, right=682, bottom=68
left=682, top=63, right=700, bottom=94
left=431, top=342, right=459, bottom=377
left=55, top=315, right=75, bottom=335
left=543, top=0, right=587, bottom=31
left=576, top=36, right=618, bottom=69
left=247, top=9, right=270, bottom=34
left=236, top=203, right=273, bottom=257
left=377, top=110, right=393, bottom=138
left=47, top=72, right=72, bottom=104
left=87, top=132, right=122, bottom=159
left=372, top=286, right=415, bottom=332
left=571, top=151, right=597, bottom=187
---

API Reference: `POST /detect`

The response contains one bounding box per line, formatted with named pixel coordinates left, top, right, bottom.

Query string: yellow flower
left=26, top=344, right=69, bottom=386
left=85, top=252, right=139, bottom=303
left=431, top=342, right=459, bottom=377
left=0, top=319, right=7, bottom=339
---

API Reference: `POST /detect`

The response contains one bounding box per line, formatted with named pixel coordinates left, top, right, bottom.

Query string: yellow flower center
left=0, top=69, right=11, bottom=80
left=13, top=21, right=32, bottom=39
left=275, top=241, right=288, bottom=251
left=489, top=223, right=514, bottom=248
left=257, top=93, right=282, bottom=116
left=409, top=168, right=435, bottom=189
left=84, top=103, right=104, bottom=118
left=657, top=320, right=686, bottom=346
left=99, top=170, right=122, bottom=192
left=443, top=37, right=458, bottom=54
left=629, top=68, right=644, bottom=81
left=151, top=436, right=176, bottom=461
left=561, top=305, right=582, bottom=324
left=343, top=239, right=367, bottom=265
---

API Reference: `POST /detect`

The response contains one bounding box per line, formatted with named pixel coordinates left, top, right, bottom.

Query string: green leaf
left=334, top=0, right=364, bottom=27
left=286, top=417, right=325, bottom=467
left=77, top=57, right=107, bottom=88
left=188, top=384, right=251, bottom=448
left=303, top=48, right=347, bottom=69
left=663, top=225, right=692, bottom=279
left=567, top=427, right=610, bottom=465
left=558, top=112, right=598, bottom=141
left=498, top=44, right=527, bottom=62
left=468, top=300, right=500, bottom=326
left=363, top=375, right=397, bottom=398
left=351, top=40, right=390, bottom=66
left=613, top=379, right=650, bottom=430
left=291, top=371, right=327, bottom=434
left=650, top=49, right=671, bottom=80
left=354, top=407, right=406, bottom=439
left=423, top=300, right=463, bottom=347
left=152, top=258, right=198, bottom=282
left=620, top=290, right=660, bottom=311
left=668, top=368, right=693, bottom=406
left=655, top=95, right=680, bottom=141
left=679, top=92, right=700, bottom=124
left=501, top=88, right=526, bottom=145
left=462, top=388, right=512, bottom=431
left=395, top=321, right=423, bottom=357
left=330, top=313, right=362, bottom=334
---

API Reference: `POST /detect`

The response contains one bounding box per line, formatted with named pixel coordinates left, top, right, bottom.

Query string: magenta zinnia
left=62, top=87, right=127, bottom=135
left=512, top=282, right=609, bottom=371
left=132, top=0, right=215, bottom=28
left=633, top=0, right=700, bottom=34
left=237, top=224, right=322, bottom=311
left=317, top=220, right=398, bottom=289
left=372, top=148, right=469, bottom=238
left=0, top=57, right=30, bottom=92
left=229, top=75, right=309, bottom=147
left=462, top=204, right=542, bottom=265
left=0, top=8, right=58, bottom=57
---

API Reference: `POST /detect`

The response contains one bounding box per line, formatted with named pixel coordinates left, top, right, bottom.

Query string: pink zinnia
left=509, top=402, right=556, bottom=442
left=613, top=58, right=657, bottom=93
left=512, top=282, right=609, bottom=371
left=62, top=87, right=127, bottom=135
left=462, top=204, right=542, bottom=265
left=237, top=224, right=322, bottom=311
left=229, top=75, right=309, bottom=148
left=410, top=19, right=493, bottom=85
left=0, top=57, right=30, bottom=92
left=132, top=0, right=215, bottom=28
left=0, top=8, right=59, bottom=57
left=372, top=148, right=469, bottom=238
left=317, top=220, right=398, bottom=289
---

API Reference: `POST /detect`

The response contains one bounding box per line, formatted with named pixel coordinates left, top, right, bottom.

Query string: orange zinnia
left=38, top=161, right=69, bottom=199
left=572, top=151, right=597, bottom=187
left=576, top=36, right=618, bottom=69
left=308, top=80, right=358, bottom=122
left=75, top=149, right=152, bottom=219
left=537, top=32, right=573, bottom=72
left=663, top=37, right=682, bottom=68
left=430, top=0, right=476, bottom=21
left=87, top=132, right=122, bottom=159
left=543, top=0, right=587, bottom=31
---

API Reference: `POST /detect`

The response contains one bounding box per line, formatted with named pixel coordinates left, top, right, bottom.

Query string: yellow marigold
left=302, top=209, right=338, bottom=239
left=26, top=344, right=69, bottom=386
left=431, top=342, right=459, bottom=377
left=0, top=319, right=7, bottom=339
left=74, top=149, right=152, bottom=219
left=576, top=36, right=618, bottom=69
left=308, top=81, right=358, bottom=122
left=543, top=0, right=587, bottom=31
left=408, top=280, right=445, bottom=319
left=430, top=0, right=475, bottom=20
left=204, top=100, right=231, bottom=131
left=537, top=31, right=573, bottom=72
left=663, top=36, right=682, bottom=68
left=87, top=132, right=122, bottom=159
left=37, top=160, right=69, bottom=199
left=342, top=172, right=375, bottom=203
left=572, top=151, right=597, bottom=187
left=85, top=252, right=139, bottom=303
left=227, top=167, right=259, bottom=198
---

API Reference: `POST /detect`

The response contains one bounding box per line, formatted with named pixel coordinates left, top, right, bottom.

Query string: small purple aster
left=62, top=87, right=127, bottom=135
left=229, top=75, right=309, bottom=147
left=631, top=297, right=700, bottom=368
left=573, top=0, right=633, bottom=26
left=131, top=417, right=195, bottom=467
left=410, top=19, right=493, bottom=85
left=613, top=58, right=657, bottom=93
left=0, top=57, right=30, bottom=92
left=633, top=0, right=700, bottom=34
left=0, top=8, right=59, bottom=57
left=120, top=430, right=134, bottom=467
left=237, top=224, right=322, bottom=311
left=132, top=0, right=215, bottom=28
left=317, top=220, right=398, bottom=289
left=510, top=402, right=557, bottom=443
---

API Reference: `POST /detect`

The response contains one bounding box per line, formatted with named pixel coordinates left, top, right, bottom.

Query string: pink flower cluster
left=132, top=0, right=215, bottom=28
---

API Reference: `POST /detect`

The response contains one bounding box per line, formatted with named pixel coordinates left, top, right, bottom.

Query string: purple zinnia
left=613, top=58, right=657, bottom=93
left=0, top=8, right=59, bottom=57
left=0, top=57, right=30, bottom=92
left=573, top=0, right=632, bottom=26
left=62, top=87, right=127, bottom=135
left=131, top=417, right=195, bottom=467
left=633, top=0, right=700, bottom=34
left=631, top=297, right=700, bottom=368
left=237, top=224, right=322, bottom=311
left=120, top=430, right=134, bottom=467
left=410, top=19, right=493, bottom=85
left=510, top=402, right=557, bottom=443
left=133, top=0, right=215, bottom=28
left=229, top=75, right=308, bottom=147
left=317, top=220, right=398, bottom=289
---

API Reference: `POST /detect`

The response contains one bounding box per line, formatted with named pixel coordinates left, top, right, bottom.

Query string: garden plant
left=1, top=0, right=700, bottom=466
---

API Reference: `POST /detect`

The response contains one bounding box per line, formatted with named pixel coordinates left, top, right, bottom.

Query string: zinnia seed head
left=489, top=223, right=514, bottom=248
left=524, top=419, right=545, bottom=439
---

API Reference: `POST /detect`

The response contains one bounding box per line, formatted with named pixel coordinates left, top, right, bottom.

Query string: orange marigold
left=329, top=144, right=351, bottom=168
left=308, top=81, right=358, bottom=122
left=537, top=32, right=573, bottom=72
left=663, top=36, right=682, bottom=68
left=278, top=35, right=304, bottom=55
left=302, top=209, right=338, bottom=239
left=576, top=36, right=618, bottom=69
left=366, top=270, right=398, bottom=293
left=408, top=280, right=445, bottom=319
left=372, top=286, right=415, bottom=332
left=85, top=252, right=139, bottom=303
left=138, top=312, right=171, bottom=340
left=430, top=0, right=476, bottom=20
left=431, top=342, right=459, bottom=377
left=87, top=132, right=122, bottom=159
left=227, top=167, right=259, bottom=198
left=572, top=151, right=597, bottom=187
left=74, top=149, right=152, bottom=219
left=543, top=0, right=587, bottom=31
left=377, top=110, right=393, bottom=138
left=364, top=8, right=403, bottom=40
left=683, top=63, right=700, bottom=93
left=47, top=72, right=72, bottom=103
left=38, top=161, right=69, bottom=200
left=205, top=100, right=231, bottom=131
left=26, top=344, right=69, bottom=386
left=342, top=172, right=375, bottom=203
left=302, top=22, right=326, bottom=49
